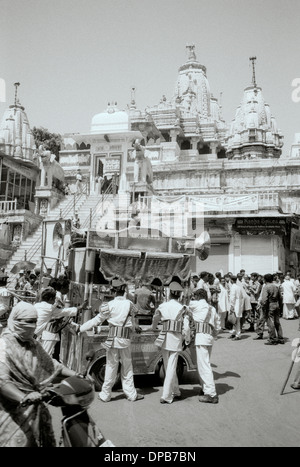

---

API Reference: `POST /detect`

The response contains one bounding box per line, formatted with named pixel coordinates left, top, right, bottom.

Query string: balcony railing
left=139, top=192, right=300, bottom=215
left=0, top=199, right=17, bottom=212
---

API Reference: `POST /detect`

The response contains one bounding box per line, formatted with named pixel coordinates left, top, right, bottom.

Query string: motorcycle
left=22, top=351, right=115, bottom=447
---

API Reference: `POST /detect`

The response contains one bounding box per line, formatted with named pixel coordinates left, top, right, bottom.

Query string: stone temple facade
left=58, top=45, right=300, bottom=276
left=0, top=88, right=66, bottom=265
left=0, top=46, right=296, bottom=276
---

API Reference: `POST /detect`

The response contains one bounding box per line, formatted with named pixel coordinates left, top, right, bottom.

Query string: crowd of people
left=187, top=269, right=300, bottom=343
left=130, top=269, right=300, bottom=341
left=0, top=266, right=89, bottom=447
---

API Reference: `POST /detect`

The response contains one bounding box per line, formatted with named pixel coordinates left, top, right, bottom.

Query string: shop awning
left=99, top=248, right=192, bottom=284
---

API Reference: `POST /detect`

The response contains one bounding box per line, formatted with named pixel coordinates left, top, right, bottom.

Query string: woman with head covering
left=0, top=301, right=78, bottom=447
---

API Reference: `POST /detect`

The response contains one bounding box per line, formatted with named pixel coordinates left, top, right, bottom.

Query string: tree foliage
left=32, top=126, right=62, bottom=161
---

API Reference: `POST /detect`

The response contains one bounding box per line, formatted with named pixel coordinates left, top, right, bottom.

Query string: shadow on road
left=215, top=382, right=235, bottom=395
left=214, top=370, right=241, bottom=380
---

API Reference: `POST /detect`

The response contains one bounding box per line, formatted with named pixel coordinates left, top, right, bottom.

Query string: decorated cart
left=60, top=226, right=210, bottom=389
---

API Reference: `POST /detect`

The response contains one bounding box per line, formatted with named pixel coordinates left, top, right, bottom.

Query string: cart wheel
left=157, top=360, right=165, bottom=384
left=90, top=358, right=121, bottom=392
left=176, top=357, right=185, bottom=382
left=156, top=357, right=185, bottom=384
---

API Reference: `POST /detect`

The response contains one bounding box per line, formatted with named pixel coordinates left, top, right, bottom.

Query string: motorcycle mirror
left=86, top=350, right=95, bottom=362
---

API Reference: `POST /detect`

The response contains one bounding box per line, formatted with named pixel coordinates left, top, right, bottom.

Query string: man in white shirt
left=0, top=273, right=12, bottom=334
left=189, top=288, right=221, bottom=403
left=151, top=281, right=190, bottom=404
left=75, top=169, right=83, bottom=193
left=0, top=273, right=12, bottom=316
left=75, top=279, right=144, bottom=403
left=229, top=275, right=244, bottom=340
left=34, top=286, right=85, bottom=357
left=281, top=275, right=297, bottom=319
left=196, top=271, right=211, bottom=303
left=218, top=277, right=229, bottom=330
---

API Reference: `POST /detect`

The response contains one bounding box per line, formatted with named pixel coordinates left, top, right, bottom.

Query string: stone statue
left=133, top=139, right=153, bottom=185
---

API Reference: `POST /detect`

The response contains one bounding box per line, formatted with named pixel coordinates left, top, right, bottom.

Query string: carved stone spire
left=186, top=44, right=196, bottom=61
left=249, top=56, right=257, bottom=89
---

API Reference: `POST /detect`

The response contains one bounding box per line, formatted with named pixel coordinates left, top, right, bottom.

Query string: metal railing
left=7, top=184, right=88, bottom=280
left=80, top=184, right=114, bottom=229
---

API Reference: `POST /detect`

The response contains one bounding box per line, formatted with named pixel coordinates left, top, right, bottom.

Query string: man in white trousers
left=75, top=279, right=144, bottom=403
left=151, top=281, right=190, bottom=404
left=228, top=275, right=244, bottom=340
left=189, top=288, right=221, bottom=404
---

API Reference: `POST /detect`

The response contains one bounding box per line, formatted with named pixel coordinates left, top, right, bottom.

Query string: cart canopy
left=99, top=249, right=191, bottom=285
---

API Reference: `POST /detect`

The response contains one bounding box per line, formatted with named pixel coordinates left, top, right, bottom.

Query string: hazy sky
left=1, top=0, right=299, bottom=154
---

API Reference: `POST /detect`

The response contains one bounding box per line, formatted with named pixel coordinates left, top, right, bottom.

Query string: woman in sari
left=0, top=301, right=77, bottom=447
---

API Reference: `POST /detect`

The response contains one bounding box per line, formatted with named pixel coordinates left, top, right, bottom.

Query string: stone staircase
left=5, top=186, right=121, bottom=282
left=6, top=192, right=87, bottom=280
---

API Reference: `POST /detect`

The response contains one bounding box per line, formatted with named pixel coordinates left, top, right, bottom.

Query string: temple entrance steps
left=6, top=193, right=87, bottom=280
left=6, top=190, right=118, bottom=280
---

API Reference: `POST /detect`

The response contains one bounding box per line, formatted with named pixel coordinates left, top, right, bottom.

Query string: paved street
left=50, top=318, right=300, bottom=448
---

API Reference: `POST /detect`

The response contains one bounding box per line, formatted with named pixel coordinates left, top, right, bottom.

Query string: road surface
left=50, top=317, right=300, bottom=447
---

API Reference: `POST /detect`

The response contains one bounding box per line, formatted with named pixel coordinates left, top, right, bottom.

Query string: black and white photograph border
left=0, top=0, right=300, bottom=450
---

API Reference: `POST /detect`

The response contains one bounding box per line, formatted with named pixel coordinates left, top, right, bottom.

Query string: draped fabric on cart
left=99, top=249, right=191, bottom=284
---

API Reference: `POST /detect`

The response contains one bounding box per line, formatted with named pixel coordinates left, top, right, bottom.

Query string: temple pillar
left=191, top=137, right=200, bottom=150
left=210, top=142, right=218, bottom=160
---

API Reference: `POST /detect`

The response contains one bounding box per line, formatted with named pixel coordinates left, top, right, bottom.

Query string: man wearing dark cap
left=75, top=279, right=144, bottom=402
left=151, top=281, right=190, bottom=404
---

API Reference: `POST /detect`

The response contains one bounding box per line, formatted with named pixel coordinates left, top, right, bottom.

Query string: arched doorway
left=198, top=143, right=211, bottom=155
left=181, top=140, right=191, bottom=150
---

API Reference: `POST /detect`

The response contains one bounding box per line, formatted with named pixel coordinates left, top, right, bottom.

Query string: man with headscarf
left=0, top=301, right=78, bottom=447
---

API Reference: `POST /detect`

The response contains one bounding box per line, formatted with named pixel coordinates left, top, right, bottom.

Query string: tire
left=176, top=357, right=185, bottom=382
left=90, top=358, right=121, bottom=392
left=156, top=357, right=185, bottom=384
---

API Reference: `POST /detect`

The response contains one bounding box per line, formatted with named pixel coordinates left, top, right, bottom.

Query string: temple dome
left=225, top=85, right=283, bottom=158
left=0, top=101, right=37, bottom=161
left=90, top=102, right=129, bottom=134
left=173, top=46, right=211, bottom=119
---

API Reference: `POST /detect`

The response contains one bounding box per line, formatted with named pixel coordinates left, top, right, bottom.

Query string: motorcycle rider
left=0, top=301, right=79, bottom=447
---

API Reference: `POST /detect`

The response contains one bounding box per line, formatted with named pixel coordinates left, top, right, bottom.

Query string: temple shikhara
left=0, top=45, right=300, bottom=276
